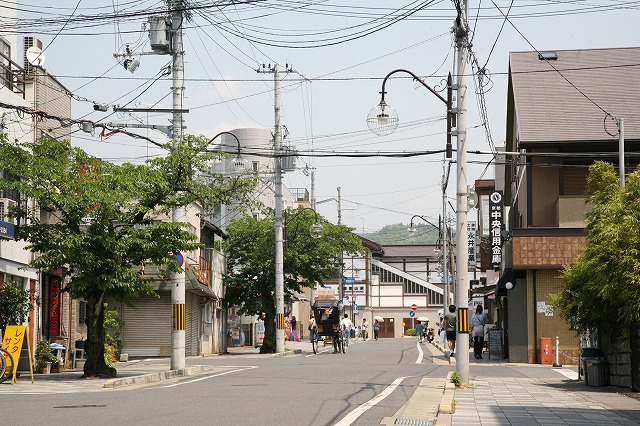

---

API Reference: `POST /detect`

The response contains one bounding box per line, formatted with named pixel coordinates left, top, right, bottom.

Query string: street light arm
left=208, top=131, right=241, bottom=157
left=409, top=214, right=439, bottom=229
left=379, top=69, right=447, bottom=106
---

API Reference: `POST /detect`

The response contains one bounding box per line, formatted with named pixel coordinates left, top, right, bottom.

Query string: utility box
left=539, top=337, right=553, bottom=364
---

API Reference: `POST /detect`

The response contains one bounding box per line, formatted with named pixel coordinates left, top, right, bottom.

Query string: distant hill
left=361, top=223, right=439, bottom=245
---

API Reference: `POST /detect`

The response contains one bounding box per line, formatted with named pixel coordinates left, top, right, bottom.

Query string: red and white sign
left=411, top=304, right=418, bottom=311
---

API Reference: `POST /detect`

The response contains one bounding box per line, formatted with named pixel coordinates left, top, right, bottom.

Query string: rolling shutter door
left=121, top=295, right=171, bottom=357
left=185, top=292, right=200, bottom=356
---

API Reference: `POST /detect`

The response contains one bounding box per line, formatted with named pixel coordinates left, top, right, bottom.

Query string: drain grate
left=394, top=419, right=432, bottom=426
left=419, top=385, right=444, bottom=389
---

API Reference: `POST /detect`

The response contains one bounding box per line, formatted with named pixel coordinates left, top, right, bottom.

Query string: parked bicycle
left=0, top=347, right=15, bottom=384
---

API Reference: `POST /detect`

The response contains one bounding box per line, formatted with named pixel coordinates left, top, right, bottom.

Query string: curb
left=439, top=371, right=456, bottom=414
left=271, top=348, right=303, bottom=357
left=103, top=365, right=214, bottom=388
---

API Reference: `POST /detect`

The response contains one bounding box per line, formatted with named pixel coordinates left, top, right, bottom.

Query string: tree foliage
left=0, top=135, right=255, bottom=377
left=555, top=161, right=640, bottom=335
left=362, top=222, right=440, bottom=245
left=222, top=207, right=364, bottom=352
left=0, top=281, right=33, bottom=331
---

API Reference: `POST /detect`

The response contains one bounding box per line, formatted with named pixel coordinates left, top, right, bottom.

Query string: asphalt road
left=0, top=338, right=451, bottom=426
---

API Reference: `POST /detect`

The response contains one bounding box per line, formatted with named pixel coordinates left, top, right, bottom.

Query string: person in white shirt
left=340, top=314, right=353, bottom=347
left=361, top=318, right=368, bottom=340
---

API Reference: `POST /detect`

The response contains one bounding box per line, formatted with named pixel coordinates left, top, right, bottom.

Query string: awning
left=470, top=284, right=496, bottom=296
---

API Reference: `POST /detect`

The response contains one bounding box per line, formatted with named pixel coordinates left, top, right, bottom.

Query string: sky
left=4, top=0, right=640, bottom=234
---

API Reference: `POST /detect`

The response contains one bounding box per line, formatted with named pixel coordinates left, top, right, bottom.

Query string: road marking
left=160, top=366, right=258, bottom=388
left=415, top=342, right=424, bottom=364
left=306, top=348, right=332, bottom=357
left=334, top=376, right=407, bottom=426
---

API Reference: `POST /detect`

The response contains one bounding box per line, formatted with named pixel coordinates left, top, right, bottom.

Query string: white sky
left=6, top=1, right=640, bottom=233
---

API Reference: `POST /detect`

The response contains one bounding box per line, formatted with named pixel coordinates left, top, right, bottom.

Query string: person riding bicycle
left=308, top=313, right=317, bottom=342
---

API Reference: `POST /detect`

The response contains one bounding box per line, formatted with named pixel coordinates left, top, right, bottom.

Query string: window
left=252, top=161, right=259, bottom=172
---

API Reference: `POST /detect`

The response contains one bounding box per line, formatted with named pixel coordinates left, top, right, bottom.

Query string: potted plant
left=35, top=340, right=58, bottom=374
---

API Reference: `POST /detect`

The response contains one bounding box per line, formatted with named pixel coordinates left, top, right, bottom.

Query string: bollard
left=552, top=335, right=562, bottom=367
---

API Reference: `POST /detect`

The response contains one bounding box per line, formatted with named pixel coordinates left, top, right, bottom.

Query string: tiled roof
left=509, top=47, right=640, bottom=146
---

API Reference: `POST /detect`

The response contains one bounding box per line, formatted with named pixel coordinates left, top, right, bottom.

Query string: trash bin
left=581, top=347, right=607, bottom=387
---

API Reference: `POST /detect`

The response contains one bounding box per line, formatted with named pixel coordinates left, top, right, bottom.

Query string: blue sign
left=409, top=311, right=415, bottom=317
left=344, top=277, right=356, bottom=285
left=0, top=221, right=14, bottom=239
left=353, top=303, right=358, bottom=313
left=440, top=275, right=453, bottom=283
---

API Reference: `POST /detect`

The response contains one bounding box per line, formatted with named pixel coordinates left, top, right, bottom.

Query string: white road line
left=415, top=342, right=424, bottom=364
left=160, top=366, right=258, bottom=388
left=334, top=376, right=408, bottom=426
left=306, top=348, right=332, bottom=357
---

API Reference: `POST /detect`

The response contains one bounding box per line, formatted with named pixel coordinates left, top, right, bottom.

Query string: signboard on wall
left=489, top=191, right=504, bottom=271
left=49, top=277, right=62, bottom=336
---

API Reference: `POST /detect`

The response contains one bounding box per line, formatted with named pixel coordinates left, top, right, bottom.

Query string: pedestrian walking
left=361, top=318, right=368, bottom=340
left=373, top=319, right=380, bottom=340
left=340, top=314, right=353, bottom=347
left=415, top=321, right=425, bottom=343
left=471, top=304, right=486, bottom=359
left=443, top=305, right=457, bottom=359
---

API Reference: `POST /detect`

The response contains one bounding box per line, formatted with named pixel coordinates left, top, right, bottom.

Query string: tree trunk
left=260, top=312, right=276, bottom=353
left=83, top=295, right=116, bottom=378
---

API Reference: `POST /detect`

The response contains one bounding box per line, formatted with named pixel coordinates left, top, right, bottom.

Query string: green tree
left=363, top=222, right=440, bottom=245
left=222, top=207, right=364, bottom=353
left=0, top=135, right=255, bottom=377
left=555, top=161, right=640, bottom=335
left=0, top=281, right=33, bottom=332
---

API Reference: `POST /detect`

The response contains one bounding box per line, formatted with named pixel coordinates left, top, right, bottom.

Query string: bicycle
left=310, top=327, right=318, bottom=354
left=0, top=347, right=15, bottom=384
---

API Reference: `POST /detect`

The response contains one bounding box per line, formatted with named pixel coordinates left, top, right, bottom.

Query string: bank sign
left=0, top=220, right=14, bottom=239
left=489, top=191, right=504, bottom=271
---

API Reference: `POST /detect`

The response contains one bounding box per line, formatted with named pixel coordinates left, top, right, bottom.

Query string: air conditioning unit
left=0, top=198, right=17, bottom=224
left=23, top=36, right=43, bottom=74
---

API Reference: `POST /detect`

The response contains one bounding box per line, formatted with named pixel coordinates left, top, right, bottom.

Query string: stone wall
left=606, top=328, right=632, bottom=388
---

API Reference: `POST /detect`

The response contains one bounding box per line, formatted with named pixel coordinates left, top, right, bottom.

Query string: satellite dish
left=26, top=46, right=45, bottom=67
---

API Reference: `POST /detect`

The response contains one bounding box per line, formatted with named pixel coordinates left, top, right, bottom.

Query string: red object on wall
left=539, top=337, right=553, bottom=365
left=49, top=277, right=62, bottom=336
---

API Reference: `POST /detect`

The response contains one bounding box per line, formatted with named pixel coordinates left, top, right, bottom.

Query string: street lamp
left=368, top=62, right=470, bottom=382
left=367, top=69, right=454, bottom=158
left=207, top=131, right=249, bottom=176
left=284, top=207, right=324, bottom=247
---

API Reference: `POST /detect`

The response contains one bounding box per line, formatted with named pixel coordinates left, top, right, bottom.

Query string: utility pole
left=169, top=0, right=186, bottom=371
left=337, top=187, right=343, bottom=307
left=453, top=0, right=470, bottom=384
left=257, top=63, right=292, bottom=353
left=442, top=155, right=450, bottom=312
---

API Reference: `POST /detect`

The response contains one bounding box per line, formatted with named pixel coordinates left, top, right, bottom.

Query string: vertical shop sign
left=49, top=277, right=62, bottom=336
left=489, top=191, right=504, bottom=271
left=468, top=221, right=477, bottom=268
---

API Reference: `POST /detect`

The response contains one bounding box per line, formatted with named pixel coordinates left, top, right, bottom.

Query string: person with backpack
left=442, top=304, right=457, bottom=360
left=471, top=304, right=486, bottom=359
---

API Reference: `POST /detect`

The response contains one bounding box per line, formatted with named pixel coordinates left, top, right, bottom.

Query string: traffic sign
left=344, top=277, right=356, bottom=284
left=411, top=304, right=418, bottom=311
left=409, top=311, right=415, bottom=318
left=173, top=252, right=184, bottom=267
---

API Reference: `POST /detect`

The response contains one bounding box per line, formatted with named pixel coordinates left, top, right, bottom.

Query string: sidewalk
left=429, top=341, right=640, bottom=426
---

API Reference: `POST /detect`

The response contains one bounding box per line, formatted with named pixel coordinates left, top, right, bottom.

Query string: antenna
left=26, top=46, right=45, bottom=67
